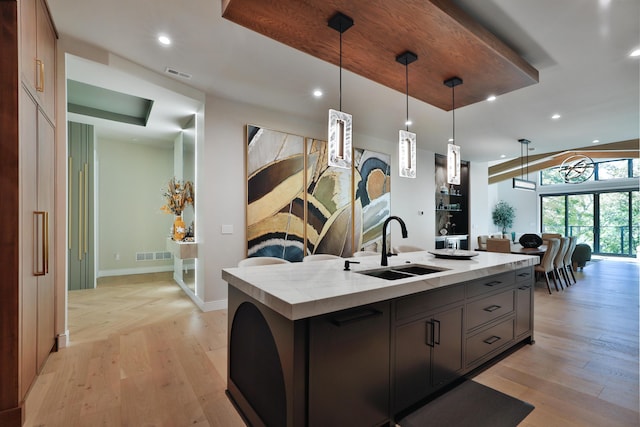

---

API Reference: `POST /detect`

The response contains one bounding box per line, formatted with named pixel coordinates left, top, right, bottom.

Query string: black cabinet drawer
left=515, top=267, right=534, bottom=284
left=395, top=285, right=464, bottom=323
left=465, top=272, right=514, bottom=298
left=466, top=289, right=515, bottom=330
left=466, top=318, right=514, bottom=366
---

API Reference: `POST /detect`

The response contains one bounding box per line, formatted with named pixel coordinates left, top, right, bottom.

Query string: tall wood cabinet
left=0, top=1, right=57, bottom=425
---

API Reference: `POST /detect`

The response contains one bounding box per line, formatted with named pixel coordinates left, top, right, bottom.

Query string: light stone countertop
left=222, top=251, right=539, bottom=321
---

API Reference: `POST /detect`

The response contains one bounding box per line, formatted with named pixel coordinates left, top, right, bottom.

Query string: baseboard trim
left=97, top=265, right=174, bottom=277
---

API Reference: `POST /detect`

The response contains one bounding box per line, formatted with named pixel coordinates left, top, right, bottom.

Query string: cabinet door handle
left=425, top=320, right=435, bottom=347
left=483, top=304, right=501, bottom=312
left=483, top=335, right=501, bottom=345
left=78, top=169, right=83, bottom=261
left=34, top=211, right=47, bottom=276
left=433, top=319, right=441, bottom=345
left=330, top=308, right=381, bottom=327
left=84, top=162, right=89, bottom=254
left=36, top=59, right=45, bottom=92
left=483, top=280, right=502, bottom=287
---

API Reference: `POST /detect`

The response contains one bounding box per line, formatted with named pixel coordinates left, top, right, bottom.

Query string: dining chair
left=486, top=238, right=511, bottom=253
left=541, top=233, right=562, bottom=245
left=563, top=236, right=578, bottom=285
left=352, top=250, right=379, bottom=257
left=553, top=237, right=570, bottom=289
left=302, top=254, right=342, bottom=262
left=238, top=256, right=291, bottom=267
left=490, top=233, right=507, bottom=239
left=393, top=245, right=425, bottom=253
left=534, top=238, right=560, bottom=293
left=477, top=235, right=488, bottom=250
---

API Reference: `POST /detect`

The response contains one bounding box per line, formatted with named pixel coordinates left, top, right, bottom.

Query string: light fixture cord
left=405, top=63, right=409, bottom=131
left=452, top=84, right=456, bottom=145
left=339, top=26, right=343, bottom=111
left=521, top=141, right=524, bottom=179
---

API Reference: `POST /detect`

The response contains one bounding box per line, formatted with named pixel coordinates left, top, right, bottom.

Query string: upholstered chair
left=477, top=235, right=488, bottom=250
left=302, top=254, right=342, bottom=262
left=486, top=238, right=511, bottom=253
left=563, top=236, right=578, bottom=285
left=238, top=256, right=291, bottom=267
left=534, top=238, right=560, bottom=294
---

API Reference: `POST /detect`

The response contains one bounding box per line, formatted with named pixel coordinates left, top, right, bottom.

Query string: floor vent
left=136, top=251, right=173, bottom=261
left=165, top=67, right=192, bottom=80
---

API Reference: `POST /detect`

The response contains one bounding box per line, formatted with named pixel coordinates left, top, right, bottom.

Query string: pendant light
left=327, top=12, right=354, bottom=169
left=396, top=51, right=418, bottom=178
left=512, top=138, right=537, bottom=190
left=444, top=77, right=463, bottom=185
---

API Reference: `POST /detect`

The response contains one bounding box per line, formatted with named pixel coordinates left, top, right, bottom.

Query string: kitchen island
left=222, top=251, right=538, bottom=427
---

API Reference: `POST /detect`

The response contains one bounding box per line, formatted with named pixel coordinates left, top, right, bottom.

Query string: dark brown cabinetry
left=226, top=266, right=534, bottom=427
left=0, top=1, right=57, bottom=425
left=393, top=286, right=464, bottom=413
left=309, top=302, right=391, bottom=427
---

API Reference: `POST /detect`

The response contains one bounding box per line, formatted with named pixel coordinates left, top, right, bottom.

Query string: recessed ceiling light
left=500, top=154, right=506, bottom=158
left=592, top=139, right=600, bottom=143
left=486, top=95, right=496, bottom=102
left=630, top=48, right=640, bottom=57
left=551, top=113, right=561, bottom=120
left=158, top=35, right=171, bottom=46
left=313, top=89, right=323, bottom=97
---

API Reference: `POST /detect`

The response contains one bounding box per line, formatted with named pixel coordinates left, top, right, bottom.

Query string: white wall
left=200, top=94, right=484, bottom=306
left=96, top=137, right=174, bottom=274
left=489, top=179, right=539, bottom=238
left=469, top=161, right=491, bottom=248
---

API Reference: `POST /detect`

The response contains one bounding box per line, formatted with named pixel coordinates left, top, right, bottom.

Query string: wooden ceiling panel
left=221, top=0, right=539, bottom=111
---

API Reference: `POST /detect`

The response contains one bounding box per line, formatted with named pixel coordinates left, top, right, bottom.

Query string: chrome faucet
left=381, top=216, right=408, bottom=266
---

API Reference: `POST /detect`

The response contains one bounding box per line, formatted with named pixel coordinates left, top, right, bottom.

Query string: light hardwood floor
left=24, top=261, right=639, bottom=426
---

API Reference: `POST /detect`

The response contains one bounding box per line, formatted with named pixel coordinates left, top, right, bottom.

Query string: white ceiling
left=48, top=0, right=639, bottom=162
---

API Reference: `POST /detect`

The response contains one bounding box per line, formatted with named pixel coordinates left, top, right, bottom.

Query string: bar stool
left=302, top=254, right=342, bottom=262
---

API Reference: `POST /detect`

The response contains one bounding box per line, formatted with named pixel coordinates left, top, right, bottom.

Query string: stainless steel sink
left=357, top=264, right=449, bottom=280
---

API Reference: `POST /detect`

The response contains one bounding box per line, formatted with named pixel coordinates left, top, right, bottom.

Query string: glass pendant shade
left=399, top=130, right=416, bottom=178
left=328, top=108, right=352, bottom=169
left=447, top=143, right=460, bottom=185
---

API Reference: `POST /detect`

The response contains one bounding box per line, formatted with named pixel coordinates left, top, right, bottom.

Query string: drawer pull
left=483, top=280, right=502, bottom=287
left=517, top=272, right=530, bottom=278
left=425, top=320, right=435, bottom=347
left=483, top=304, right=501, bottom=313
left=483, top=335, right=501, bottom=345
left=518, top=285, right=530, bottom=290
left=330, top=309, right=381, bottom=326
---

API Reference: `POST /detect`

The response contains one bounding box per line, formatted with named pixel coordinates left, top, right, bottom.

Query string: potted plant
left=492, top=200, right=515, bottom=236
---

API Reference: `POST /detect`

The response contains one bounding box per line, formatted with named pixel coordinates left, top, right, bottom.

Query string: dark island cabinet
left=308, top=302, right=391, bottom=427
left=394, top=304, right=463, bottom=413
left=226, top=266, right=534, bottom=427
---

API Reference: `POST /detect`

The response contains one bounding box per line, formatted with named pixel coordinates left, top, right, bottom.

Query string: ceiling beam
left=221, top=0, right=539, bottom=111
left=488, top=140, right=639, bottom=185
left=489, top=139, right=639, bottom=177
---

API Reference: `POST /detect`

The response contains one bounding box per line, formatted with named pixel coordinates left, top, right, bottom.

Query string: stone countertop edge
left=222, top=252, right=539, bottom=321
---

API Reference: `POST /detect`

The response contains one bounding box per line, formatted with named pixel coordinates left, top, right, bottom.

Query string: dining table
left=477, top=243, right=546, bottom=256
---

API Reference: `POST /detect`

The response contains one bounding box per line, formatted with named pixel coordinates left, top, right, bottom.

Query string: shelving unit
left=434, top=154, right=469, bottom=249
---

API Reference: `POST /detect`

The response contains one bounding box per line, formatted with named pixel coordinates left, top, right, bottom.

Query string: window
left=541, top=196, right=565, bottom=235
left=541, top=191, right=639, bottom=256
left=567, top=194, right=594, bottom=245
left=597, top=159, right=630, bottom=180
left=541, top=158, right=636, bottom=186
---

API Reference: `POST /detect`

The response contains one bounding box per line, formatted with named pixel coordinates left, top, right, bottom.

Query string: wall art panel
left=354, top=148, right=391, bottom=252
left=246, top=126, right=305, bottom=262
